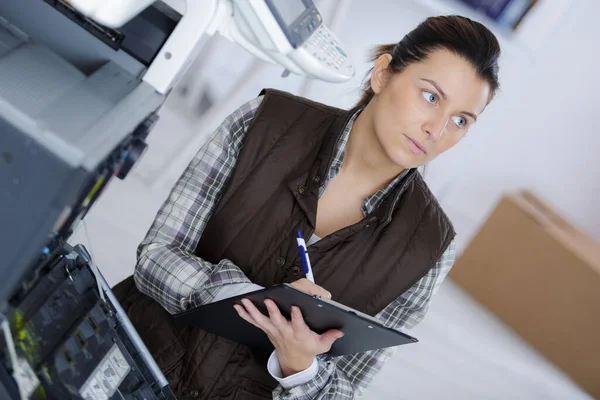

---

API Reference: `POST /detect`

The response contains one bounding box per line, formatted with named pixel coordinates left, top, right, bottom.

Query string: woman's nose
left=423, top=117, right=448, bottom=140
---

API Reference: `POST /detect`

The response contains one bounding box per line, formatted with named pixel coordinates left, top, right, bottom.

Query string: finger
left=264, top=299, right=288, bottom=329
left=305, top=283, right=331, bottom=299
left=292, top=279, right=332, bottom=299
left=317, top=329, right=345, bottom=354
left=235, top=305, right=280, bottom=345
left=240, top=299, right=277, bottom=334
left=237, top=302, right=276, bottom=336
left=290, top=279, right=308, bottom=293
left=312, top=287, right=332, bottom=299
left=233, top=304, right=260, bottom=329
left=290, top=306, right=309, bottom=333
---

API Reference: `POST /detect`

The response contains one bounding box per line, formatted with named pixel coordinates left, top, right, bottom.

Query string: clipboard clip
left=312, top=295, right=325, bottom=308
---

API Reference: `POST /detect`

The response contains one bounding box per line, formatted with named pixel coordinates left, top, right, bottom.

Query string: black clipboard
left=174, top=283, right=418, bottom=357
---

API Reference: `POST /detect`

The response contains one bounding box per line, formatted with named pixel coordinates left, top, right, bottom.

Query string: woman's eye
left=452, top=115, right=467, bottom=128
left=422, top=91, right=437, bottom=104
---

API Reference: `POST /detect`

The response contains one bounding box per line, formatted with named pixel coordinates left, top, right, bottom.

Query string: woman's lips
left=404, top=135, right=427, bottom=155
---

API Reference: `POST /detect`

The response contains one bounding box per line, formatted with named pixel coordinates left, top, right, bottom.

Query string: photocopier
left=0, top=0, right=354, bottom=398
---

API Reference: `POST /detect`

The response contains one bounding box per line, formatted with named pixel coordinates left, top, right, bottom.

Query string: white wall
left=505, top=0, right=600, bottom=238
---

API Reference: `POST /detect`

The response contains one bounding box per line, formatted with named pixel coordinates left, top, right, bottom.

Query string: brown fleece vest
left=114, top=89, right=455, bottom=400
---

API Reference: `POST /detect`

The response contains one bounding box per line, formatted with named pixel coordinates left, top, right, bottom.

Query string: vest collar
left=288, top=107, right=421, bottom=230
left=373, top=168, right=420, bottom=229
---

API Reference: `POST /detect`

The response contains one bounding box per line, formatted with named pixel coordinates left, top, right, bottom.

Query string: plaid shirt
left=135, top=95, right=456, bottom=399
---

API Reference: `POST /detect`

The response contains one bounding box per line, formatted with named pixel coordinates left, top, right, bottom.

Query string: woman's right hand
left=290, top=278, right=331, bottom=299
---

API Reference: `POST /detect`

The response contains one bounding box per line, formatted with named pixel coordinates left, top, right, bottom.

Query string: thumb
left=317, top=329, right=345, bottom=353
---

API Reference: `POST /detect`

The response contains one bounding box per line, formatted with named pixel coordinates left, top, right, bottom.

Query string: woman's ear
left=370, top=54, right=393, bottom=95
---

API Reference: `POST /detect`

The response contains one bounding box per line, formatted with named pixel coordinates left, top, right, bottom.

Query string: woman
left=115, top=14, right=501, bottom=400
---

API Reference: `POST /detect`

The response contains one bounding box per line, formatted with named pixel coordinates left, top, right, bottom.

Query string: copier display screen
left=271, top=0, right=307, bottom=25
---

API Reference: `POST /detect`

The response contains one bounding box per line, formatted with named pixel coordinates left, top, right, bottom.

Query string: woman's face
left=369, top=49, right=491, bottom=169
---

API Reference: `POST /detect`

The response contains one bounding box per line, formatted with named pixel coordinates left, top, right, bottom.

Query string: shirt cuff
left=211, top=282, right=264, bottom=303
left=267, top=351, right=318, bottom=389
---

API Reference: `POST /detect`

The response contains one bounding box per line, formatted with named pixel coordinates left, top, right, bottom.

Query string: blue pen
left=296, top=230, right=315, bottom=283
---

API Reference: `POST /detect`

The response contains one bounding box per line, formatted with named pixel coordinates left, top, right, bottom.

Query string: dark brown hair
left=356, top=15, right=501, bottom=108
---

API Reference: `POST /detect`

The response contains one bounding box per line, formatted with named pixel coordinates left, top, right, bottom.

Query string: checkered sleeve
left=273, top=240, right=456, bottom=399
left=133, top=96, right=264, bottom=314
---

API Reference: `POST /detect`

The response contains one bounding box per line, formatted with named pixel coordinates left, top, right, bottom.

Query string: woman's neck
left=340, top=103, right=405, bottom=194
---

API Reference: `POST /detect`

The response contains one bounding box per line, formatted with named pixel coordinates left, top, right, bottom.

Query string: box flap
left=509, top=191, right=600, bottom=275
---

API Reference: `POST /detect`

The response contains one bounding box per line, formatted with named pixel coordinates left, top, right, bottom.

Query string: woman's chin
left=389, top=148, right=426, bottom=171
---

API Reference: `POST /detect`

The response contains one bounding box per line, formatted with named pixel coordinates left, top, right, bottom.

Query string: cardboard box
left=450, top=191, right=600, bottom=398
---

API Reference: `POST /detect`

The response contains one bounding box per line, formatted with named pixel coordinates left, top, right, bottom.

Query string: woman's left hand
left=234, top=299, right=344, bottom=377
